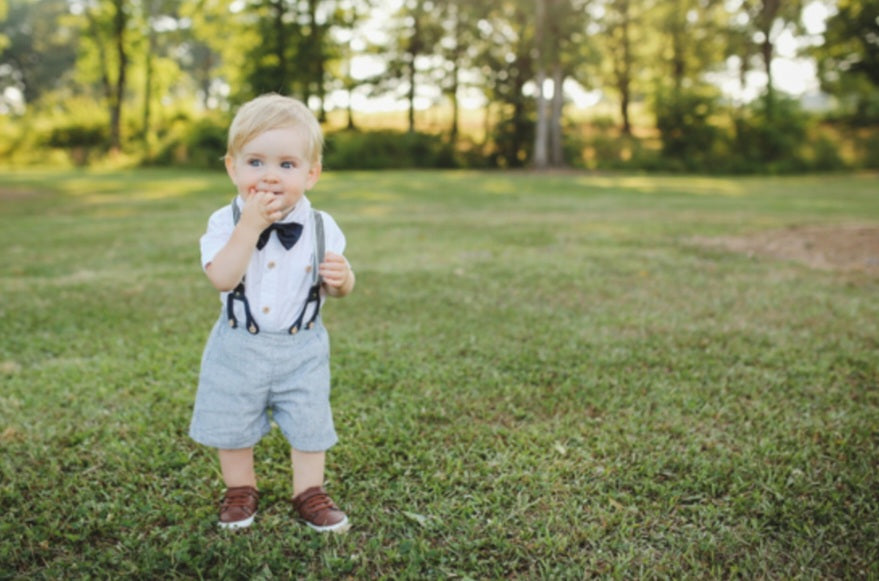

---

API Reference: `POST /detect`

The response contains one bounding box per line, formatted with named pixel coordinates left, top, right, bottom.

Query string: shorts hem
left=189, top=430, right=267, bottom=450
left=287, top=434, right=339, bottom=453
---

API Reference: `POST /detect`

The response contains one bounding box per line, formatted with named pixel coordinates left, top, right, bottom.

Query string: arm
left=320, top=252, right=355, bottom=298
left=205, top=191, right=279, bottom=291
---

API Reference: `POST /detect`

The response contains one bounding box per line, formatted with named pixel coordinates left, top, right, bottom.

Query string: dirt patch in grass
left=693, top=224, right=879, bottom=274
left=0, top=187, right=44, bottom=201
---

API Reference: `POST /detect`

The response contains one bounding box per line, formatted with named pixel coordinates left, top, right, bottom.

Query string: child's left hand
left=319, top=252, right=351, bottom=290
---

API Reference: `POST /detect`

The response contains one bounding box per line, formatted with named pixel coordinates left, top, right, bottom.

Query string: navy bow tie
left=257, top=222, right=303, bottom=250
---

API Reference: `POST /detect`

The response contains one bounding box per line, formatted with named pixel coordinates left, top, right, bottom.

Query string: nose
left=260, top=169, right=279, bottom=185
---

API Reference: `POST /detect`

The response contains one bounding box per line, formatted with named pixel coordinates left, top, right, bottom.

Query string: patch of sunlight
left=577, top=176, right=747, bottom=197
left=89, top=207, right=138, bottom=218
left=582, top=223, right=634, bottom=236
left=360, top=205, right=393, bottom=216
left=480, top=179, right=518, bottom=195
left=62, top=177, right=217, bottom=202
left=5, top=268, right=137, bottom=290
left=61, top=179, right=130, bottom=198
left=338, top=190, right=400, bottom=202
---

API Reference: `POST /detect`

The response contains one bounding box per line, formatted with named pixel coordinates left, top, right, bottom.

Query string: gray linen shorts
left=189, top=316, right=337, bottom=452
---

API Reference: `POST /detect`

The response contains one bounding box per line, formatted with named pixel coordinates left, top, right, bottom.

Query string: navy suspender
left=226, top=199, right=325, bottom=335
left=289, top=210, right=324, bottom=334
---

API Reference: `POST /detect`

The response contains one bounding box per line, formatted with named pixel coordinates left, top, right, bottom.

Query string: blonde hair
left=226, top=94, right=323, bottom=164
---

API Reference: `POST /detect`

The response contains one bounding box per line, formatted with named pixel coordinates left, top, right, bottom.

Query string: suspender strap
left=314, top=210, right=325, bottom=284
left=226, top=282, right=259, bottom=334
left=288, top=211, right=324, bottom=334
left=231, top=197, right=241, bottom=224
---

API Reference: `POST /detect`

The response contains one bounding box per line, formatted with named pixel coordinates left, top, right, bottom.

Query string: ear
left=306, top=161, right=322, bottom=190
left=224, top=155, right=237, bottom=183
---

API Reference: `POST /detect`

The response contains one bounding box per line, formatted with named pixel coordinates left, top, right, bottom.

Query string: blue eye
left=281, top=161, right=296, bottom=169
left=247, top=158, right=262, bottom=167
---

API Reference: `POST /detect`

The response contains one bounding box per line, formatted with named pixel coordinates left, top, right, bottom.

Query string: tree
left=379, top=0, right=444, bottom=133
left=180, top=0, right=242, bottom=108
left=598, top=0, right=644, bottom=135
left=477, top=0, right=535, bottom=167
left=434, top=0, right=483, bottom=142
left=300, top=0, right=328, bottom=120
left=653, top=0, right=726, bottom=97
left=79, top=0, right=136, bottom=151
left=650, top=0, right=728, bottom=162
left=813, top=0, right=879, bottom=121
left=0, top=0, right=79, bottom=109
left=323, top=0, right=372, bottom=130
left=534, top=0, right=593, bottom=168
left=0, top=0, right=8, bottom=53
left=141, top=0, right=190, bottom=147
left=731, top=0, right=805, bottom=119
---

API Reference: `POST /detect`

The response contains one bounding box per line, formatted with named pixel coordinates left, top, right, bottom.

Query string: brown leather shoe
left=219, top=486, right=258, bottom=529
left=292, top=486, right=350, bottom=533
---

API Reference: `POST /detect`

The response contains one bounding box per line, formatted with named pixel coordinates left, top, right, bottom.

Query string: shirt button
left=267, top=261, right=276, bottom=269
left=305, top=265, right=312, bottom=273
left=262, top=306, right=270, bottom=314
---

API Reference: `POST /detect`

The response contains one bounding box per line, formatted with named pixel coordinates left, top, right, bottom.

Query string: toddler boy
left=189, top=93, right=354, bottom=533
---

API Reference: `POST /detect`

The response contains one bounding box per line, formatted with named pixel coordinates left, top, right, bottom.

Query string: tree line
left=1, top=0, right=877, bottom=171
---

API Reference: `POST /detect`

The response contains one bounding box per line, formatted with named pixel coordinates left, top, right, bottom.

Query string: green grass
left=1, top=168, right=878, bottom=579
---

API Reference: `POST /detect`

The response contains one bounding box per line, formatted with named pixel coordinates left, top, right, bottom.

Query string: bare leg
left=291, top=449, right=325, bottom=497
left=219, top=448, right=257, bottom=488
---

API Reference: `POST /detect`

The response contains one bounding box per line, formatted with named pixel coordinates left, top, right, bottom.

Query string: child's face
left=226, top=126, right=321, bottom=217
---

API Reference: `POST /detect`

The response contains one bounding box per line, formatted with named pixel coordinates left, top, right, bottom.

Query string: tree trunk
left=670, top=0, right=685, bottom=98
left=619, top=0, right=632, bottom=136
left=761, top=37, right=775, bottom=119
left=346, top=93, right=356, bottom=130
left=550, top=64, right=565, bottom=167
left=307, top=0, right=327, bottom=121
left=143, top=0, right=158, bottom=154
left=607, top=0, right=634, bottom=135
left=109, top=0, right=127, bottom=152
left=533, top=0, right=549, bottom=169
left=272, top=0, right=288, bottom=93
left=407, top=55, right=416, bottom=133
left=450, top=58, right=460, bottom=143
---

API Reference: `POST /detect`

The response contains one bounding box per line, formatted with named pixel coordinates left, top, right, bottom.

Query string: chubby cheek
left=231, top=170, right=258, bottom=192
left=282, top=190, right=304, bottom=208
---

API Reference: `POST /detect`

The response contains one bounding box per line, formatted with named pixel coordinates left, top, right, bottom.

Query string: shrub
left=655, top=90, right=724, bottom=170
left=323, top=130, right=458, bottom=170
left=151, top=116, right=227, bottom=170
left=45, top=122, right=108, bottom=166
left=732, top=97, right=811, bottom=173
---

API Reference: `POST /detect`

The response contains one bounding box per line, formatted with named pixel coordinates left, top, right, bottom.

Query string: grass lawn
left=1, top=168, right=877, bottom=579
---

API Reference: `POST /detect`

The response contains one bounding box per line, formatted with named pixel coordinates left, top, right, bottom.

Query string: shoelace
left=299, top=492, right=337, bottom=517
left=222, top=488, right=257, bottom=514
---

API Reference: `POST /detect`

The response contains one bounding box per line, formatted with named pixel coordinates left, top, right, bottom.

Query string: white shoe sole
left=218, top=513, right=256, bottom=530
left=305, top=515, right=350, bottom=533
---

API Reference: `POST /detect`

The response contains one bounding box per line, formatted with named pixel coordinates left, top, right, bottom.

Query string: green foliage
left=655, top=90, right=725, bottom=171
left=45, top=122, right=109, bottom=166
left=857, top=130, right=879, bottom=169
left=323, top=130, right=458, bottom=170
left=489, top=114, right=535, bottom=168
left=803, top=130, right=847, bottom=172
left=732, top=97, right=811, bottom=173
left=812, top=0, right=879, bottom=121
left=151, top=116, right=228, bottom=170
left=1, top=169, right=878, bottom=578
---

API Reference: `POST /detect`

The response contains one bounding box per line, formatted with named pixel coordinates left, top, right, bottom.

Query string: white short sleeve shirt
left=200, top=195, right=347, bottom=333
